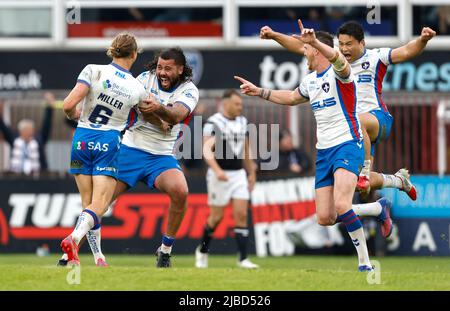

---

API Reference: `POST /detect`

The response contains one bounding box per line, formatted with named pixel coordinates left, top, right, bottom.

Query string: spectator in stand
left=0, top=92, right=55, bottom=176
left=278, top=129, right=312, bottom=175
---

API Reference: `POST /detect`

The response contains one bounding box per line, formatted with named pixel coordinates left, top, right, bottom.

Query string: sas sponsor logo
left=311, top=97, right=337, bottom=111
left=75, top=141, right=109, bottom=152
left=357, top=74, right=372, bottom=83
left=74, top=141, right=86, bottom=151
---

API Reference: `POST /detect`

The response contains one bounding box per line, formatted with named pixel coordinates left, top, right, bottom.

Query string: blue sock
left=160, top=235, right=175, bottom=254
left=339, top=209, right=370, bottom=267
left=339, top=209, right=362, bottom=232
left=162, top=235, right=175, bottom=247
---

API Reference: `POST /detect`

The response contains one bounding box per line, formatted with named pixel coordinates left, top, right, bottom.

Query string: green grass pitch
left=0, top=254, right=449, bottom=291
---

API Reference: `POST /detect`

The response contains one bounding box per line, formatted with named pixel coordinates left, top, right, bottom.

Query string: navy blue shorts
left=117, top=144, right=182, bottom=189
left=69, top=127, right=121, bottom=178
left=369, top=109, right=393, bottom=156
left=315, top=140, right=364, bottom=189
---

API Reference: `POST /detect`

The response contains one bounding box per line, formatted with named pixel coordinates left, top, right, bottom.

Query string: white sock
left=360, top=160, right=371, bottom=177
left=352, top=202, right=382, bottom=217
left=348, top=228, right=371, bottom=267
left=87, top=226, right=105, bottom=263
left=160, top=244, right=172, bottom=254
left=71, top=211, right=95, bottom=244
left=382, top=174, right=403, bottom=189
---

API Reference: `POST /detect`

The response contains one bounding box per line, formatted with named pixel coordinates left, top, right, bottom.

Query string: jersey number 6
left=89, top=105, right=113, bottom=125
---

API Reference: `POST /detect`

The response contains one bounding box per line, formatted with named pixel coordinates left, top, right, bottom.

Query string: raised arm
left=390, top=27, right=436, bottom=64
left=260, top=25, right=305, bottom=55
left=234, top=75, right=308, bottom=106
left=0, top=106, right=16, bottom=146
left=293, top=19, right=351, bottom=79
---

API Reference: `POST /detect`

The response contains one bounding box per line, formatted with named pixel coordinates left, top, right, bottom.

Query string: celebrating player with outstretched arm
left=60, top=33, right=147, bottom=266
left=260, top=20, right=436, bottom=199
left=235, top=21, right=393, bottom=271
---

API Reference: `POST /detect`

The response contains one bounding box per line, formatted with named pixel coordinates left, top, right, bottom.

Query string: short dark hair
left=279, top=129, right=292, bottom=141
left=315, top=31, right=334, bottom=48
left=338, top=21, right=365, bottom=42
left=222, top=89, right=240, bottom=99
left=145, top=47, right=193, bottom=83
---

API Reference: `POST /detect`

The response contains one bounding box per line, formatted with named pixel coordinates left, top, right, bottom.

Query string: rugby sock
left=86, top=223, right=106, bottom=263
left=199, top=224, right=215, bottom=253
left=335, top=202, right=382, bottom=223
left=234, top=227, right=249, bottom=262
left=71, top=209, right=98, bottom=245
left=381, top=174, right=403, bottom=189
left=360, top=160, right=371, bottom=177
left=160, top=235, right=175, bottom=254
left=351, top=202, right=382, bottom=217
left=339, top=209, right=371, bottom=267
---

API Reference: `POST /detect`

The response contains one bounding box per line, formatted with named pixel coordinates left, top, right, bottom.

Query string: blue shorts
left=315, top=140, right=364, bottom=189
left=69, top=127, right=121, bottom=178
left=369, top=109, right=393, bottom=156
left=117, top=144, right=182, bottom=189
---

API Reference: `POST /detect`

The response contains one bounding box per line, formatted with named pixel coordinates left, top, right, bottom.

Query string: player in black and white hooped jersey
left=195, top=89, right=259, bottom=269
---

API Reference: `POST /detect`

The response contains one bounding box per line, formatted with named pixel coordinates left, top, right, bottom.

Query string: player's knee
left=317, top=216, right=334, bottom=226
left=316, top=212, right=335, bottom=226
left=167, top=184, right=188, bottom=202
left=334, top=200, right=350, bottom=215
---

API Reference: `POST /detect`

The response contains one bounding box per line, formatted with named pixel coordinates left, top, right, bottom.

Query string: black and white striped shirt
left=203, top=112, right=248, bottom=170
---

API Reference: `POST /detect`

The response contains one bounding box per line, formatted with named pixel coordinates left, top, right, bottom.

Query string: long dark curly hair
left=145, top=47, right=193, bottom=83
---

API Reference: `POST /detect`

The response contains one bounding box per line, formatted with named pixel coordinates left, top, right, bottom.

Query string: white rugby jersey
left=122, top=71, right=199, bottom=155
left=76, top=63, right=147, bottom=131
left=203, top=112, right=248, bottom=170
left=350, top=48, right=392, bottom=114
left=298, top=65, right=362, bottom=150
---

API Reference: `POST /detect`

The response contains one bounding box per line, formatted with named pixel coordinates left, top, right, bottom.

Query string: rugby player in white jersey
left=260, top=20, right=435, bottom=200
left=112, top=47, right=199, bottom=268
left=60, top=33, right=147, bottom=266
left=195, top=90, right=259, bottom=269
left=235, top=21, right=388, bottom=271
